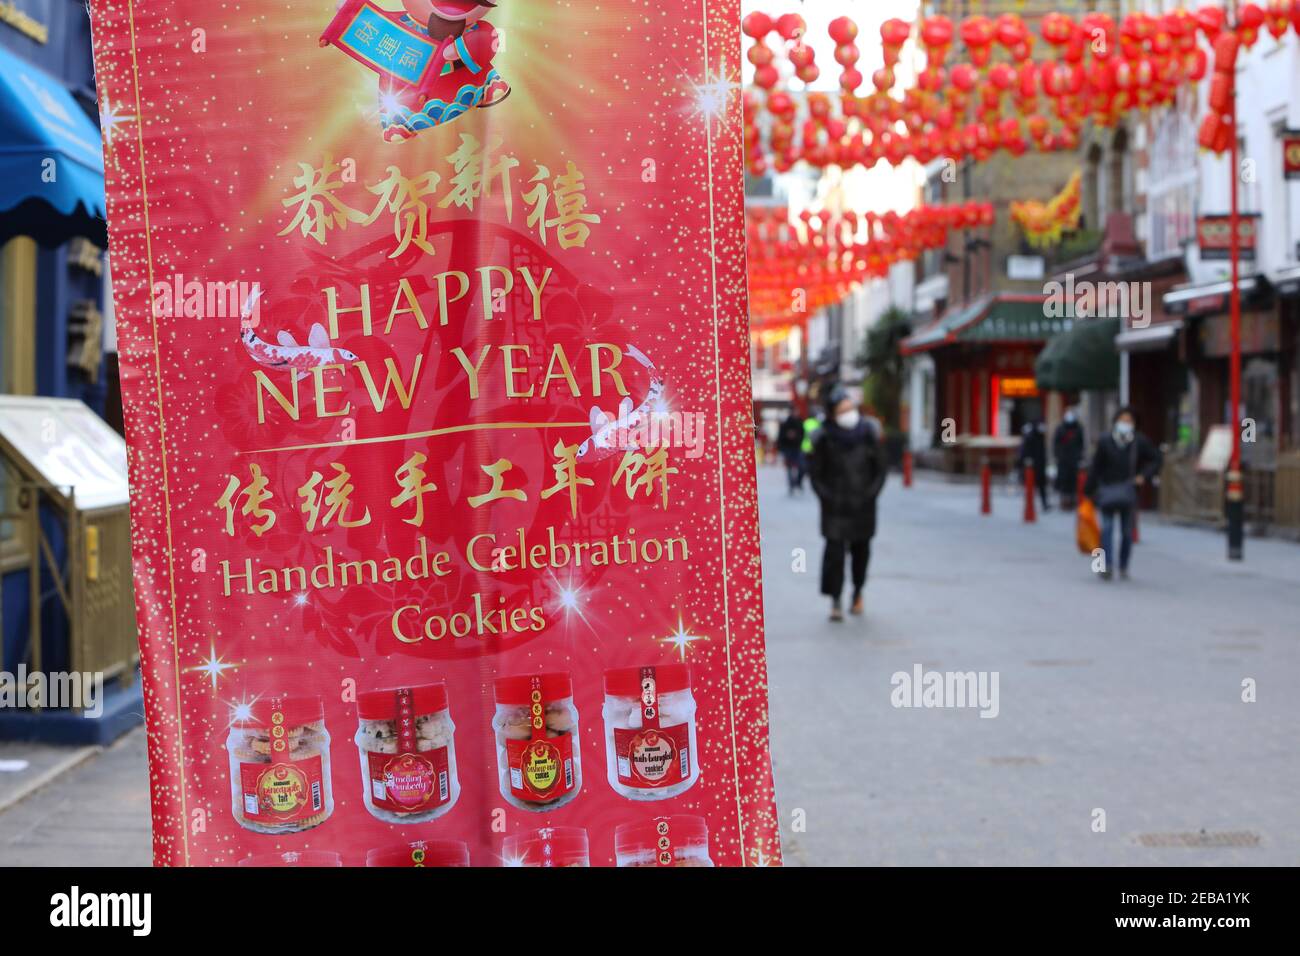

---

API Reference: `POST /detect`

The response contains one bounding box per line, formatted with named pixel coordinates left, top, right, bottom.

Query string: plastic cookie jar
left=226, top=695, right=334, bottom=834
left=602, top=664, right=700, bottom=800
left=502, top=827, right=590, bottom=867
left=354, top=683, right=460, bottom=823
left=237, top=851, right=343, bottom=867
left=615, top=815, right=713, bottom=867
left=366, top=840, right=470, bottom=867
left=492, top=673, right=582, bottom=811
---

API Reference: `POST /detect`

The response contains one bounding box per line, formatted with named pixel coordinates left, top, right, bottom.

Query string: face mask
left=1064, top=411, right=1076, bottom=423
left=1114, top=421, right=1135, bottom=441
left=836, top=410, right=861, bottom=430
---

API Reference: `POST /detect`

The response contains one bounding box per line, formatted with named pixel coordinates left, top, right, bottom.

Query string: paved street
left=0, top=727, right=150, bottom=866
left=762, top=464, right=1300, bottom=865
left=2, top=465, right=1297, bottom=866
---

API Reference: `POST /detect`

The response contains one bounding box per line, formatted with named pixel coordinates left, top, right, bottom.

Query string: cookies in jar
left=355, top=683, right=460, bottom=823
left=492, top=673, right=582, bottom=812
left=602, top=664, right=700, bottom=800
left=226, top=695, right=333, bottom=834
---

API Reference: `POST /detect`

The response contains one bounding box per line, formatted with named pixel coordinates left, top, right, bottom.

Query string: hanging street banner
left=87, top=0, right=779, bottom=867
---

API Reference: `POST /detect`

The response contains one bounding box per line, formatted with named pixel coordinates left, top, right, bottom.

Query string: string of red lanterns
left=747, top=201, right=994, bottom=330
left=741, top=4, right=1292, bottom=176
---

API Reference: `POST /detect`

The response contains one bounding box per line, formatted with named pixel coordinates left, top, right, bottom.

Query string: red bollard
left=1132, top=503, right=1140, bottom=544
left=903, top=450, right=913, bottom=488
left=1024, top=462, right=1037, bottom=523
left=980, top=461, right=992, bottom=515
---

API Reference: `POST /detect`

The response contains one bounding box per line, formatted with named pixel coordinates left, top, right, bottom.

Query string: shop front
left=902, top=293, right=1062, bottom=472
left=0, top=4, right=133, bottom=741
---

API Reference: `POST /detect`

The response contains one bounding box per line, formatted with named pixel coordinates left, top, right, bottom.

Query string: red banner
left=88, top=0, right=779, bottom=867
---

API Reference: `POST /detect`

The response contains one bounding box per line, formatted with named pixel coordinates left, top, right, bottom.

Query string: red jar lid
left=365, top=840, right=469, bottom=868
left=615, top=815, right=709, bottom=856
left=502, top=827, right=589, bottom=867
left=357, top=683, right=448, bottom=720
left=494, top=672, right=573, bottom=706
left=603, top=663, right=692, bottom=698
left=237, top=850, right=342, bottom=867
left=230, top=695, right=324, bottom=729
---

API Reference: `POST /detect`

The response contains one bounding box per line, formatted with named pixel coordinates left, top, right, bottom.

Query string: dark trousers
left=781, top=450, right=805, bottom=491
left=820, top=538, right=871, bottom=602
left=1021, top=464, right=1049, bottom=507
left=1100, top=505, right=1134, bottom=572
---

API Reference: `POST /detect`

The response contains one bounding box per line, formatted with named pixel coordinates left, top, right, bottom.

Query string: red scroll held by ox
left=86, top=0, right=780, bottom=867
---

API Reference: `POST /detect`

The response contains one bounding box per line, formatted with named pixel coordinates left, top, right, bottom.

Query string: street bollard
left=1076, top=468, right=1087, bottom=503
left=1023, top=461, right=1037, bottom=523
left=980, top=460, right=992, bottom=515
left=1132, top=504, right=1140, bottom=544
left=903, top=450, right=913, bottom=488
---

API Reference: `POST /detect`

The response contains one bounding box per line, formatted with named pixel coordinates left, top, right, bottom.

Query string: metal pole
left=1226, top=60, right=1245, bottom=561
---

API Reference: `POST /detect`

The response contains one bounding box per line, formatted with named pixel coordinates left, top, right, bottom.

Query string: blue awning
left=0, top=43, right=105, bottom=247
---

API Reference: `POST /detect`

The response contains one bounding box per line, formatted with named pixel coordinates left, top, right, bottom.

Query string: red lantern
left=881, top=18, right=911, bottom=66
left=828, top=16, right=858, bottom=45
left=951, top=63, right=979, bottom=92
left=834, top=43, right=860, bottom=67
left=741, top=12, right=773, bottom=40
left=1041, top=12, right=1074, bottom=47
left=988, top=62, right=1016, bottom=91
left=753, top=64, right=779, bottom=90
left=1208, top=71, right=1234, bottom=113
left=961, top=15, right=995, bottom=67
left=1082, top=12, right=1116, bottom=59
left=1196, top=5, right=1225, bottom=39
left=776, top=13, right=806, bottom=41
left=921, top=15, right=955, bottom=64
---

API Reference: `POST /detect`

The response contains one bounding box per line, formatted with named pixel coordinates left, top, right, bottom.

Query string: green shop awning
left=901, top=294, right=1065, bottom=353
left=1035, top=317, right=1120, bottom=392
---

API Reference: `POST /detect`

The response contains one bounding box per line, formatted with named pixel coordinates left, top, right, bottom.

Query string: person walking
left=1018, top=419, right=1051, bottom=512
left=776, top=409, right=807, bottom=494
left=1084, top=407, right=1162, bottom=580
left=1053, top=409, right=1086, bottom=509
left=808, top=386, right=888, bottom=621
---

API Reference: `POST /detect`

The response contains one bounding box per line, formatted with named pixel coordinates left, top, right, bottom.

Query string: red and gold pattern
left=87, top=0, right=779, bottom=867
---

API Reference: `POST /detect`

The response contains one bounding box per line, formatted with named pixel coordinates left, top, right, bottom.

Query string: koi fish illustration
left=576, top=344, right=666, bottom=463
left=240, top=322, right=358, bottom=381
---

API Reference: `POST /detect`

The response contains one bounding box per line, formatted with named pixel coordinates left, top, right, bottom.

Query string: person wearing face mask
left=808, top=386, right=889, bottom=621
left=1084, top=407, right=1162, bottom=580
left=1053, top=409, right=1086, bottom=509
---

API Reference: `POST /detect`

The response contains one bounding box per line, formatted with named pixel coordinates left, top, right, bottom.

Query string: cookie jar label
left=366, top=749, right=450, bottom=812
left=614, top=666, right=691, bottom=788
left=505, top=677, right=576, bottom=803
left=240, top=756, right=324, bottom=822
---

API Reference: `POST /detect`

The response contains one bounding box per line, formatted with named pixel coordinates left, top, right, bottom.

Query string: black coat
left=1018, top=422, right=1047, bottom=470
left=1084, top=432, right=1161, bottom=499
left=1053, top=421, right=1085, bottom=491
left=809, top=420, right=888, bottom=541
left=776, top=414, right=804, bottom=453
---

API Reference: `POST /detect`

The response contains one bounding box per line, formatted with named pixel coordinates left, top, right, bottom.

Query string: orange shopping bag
left=1076, top=497, right=1100, bottom=554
